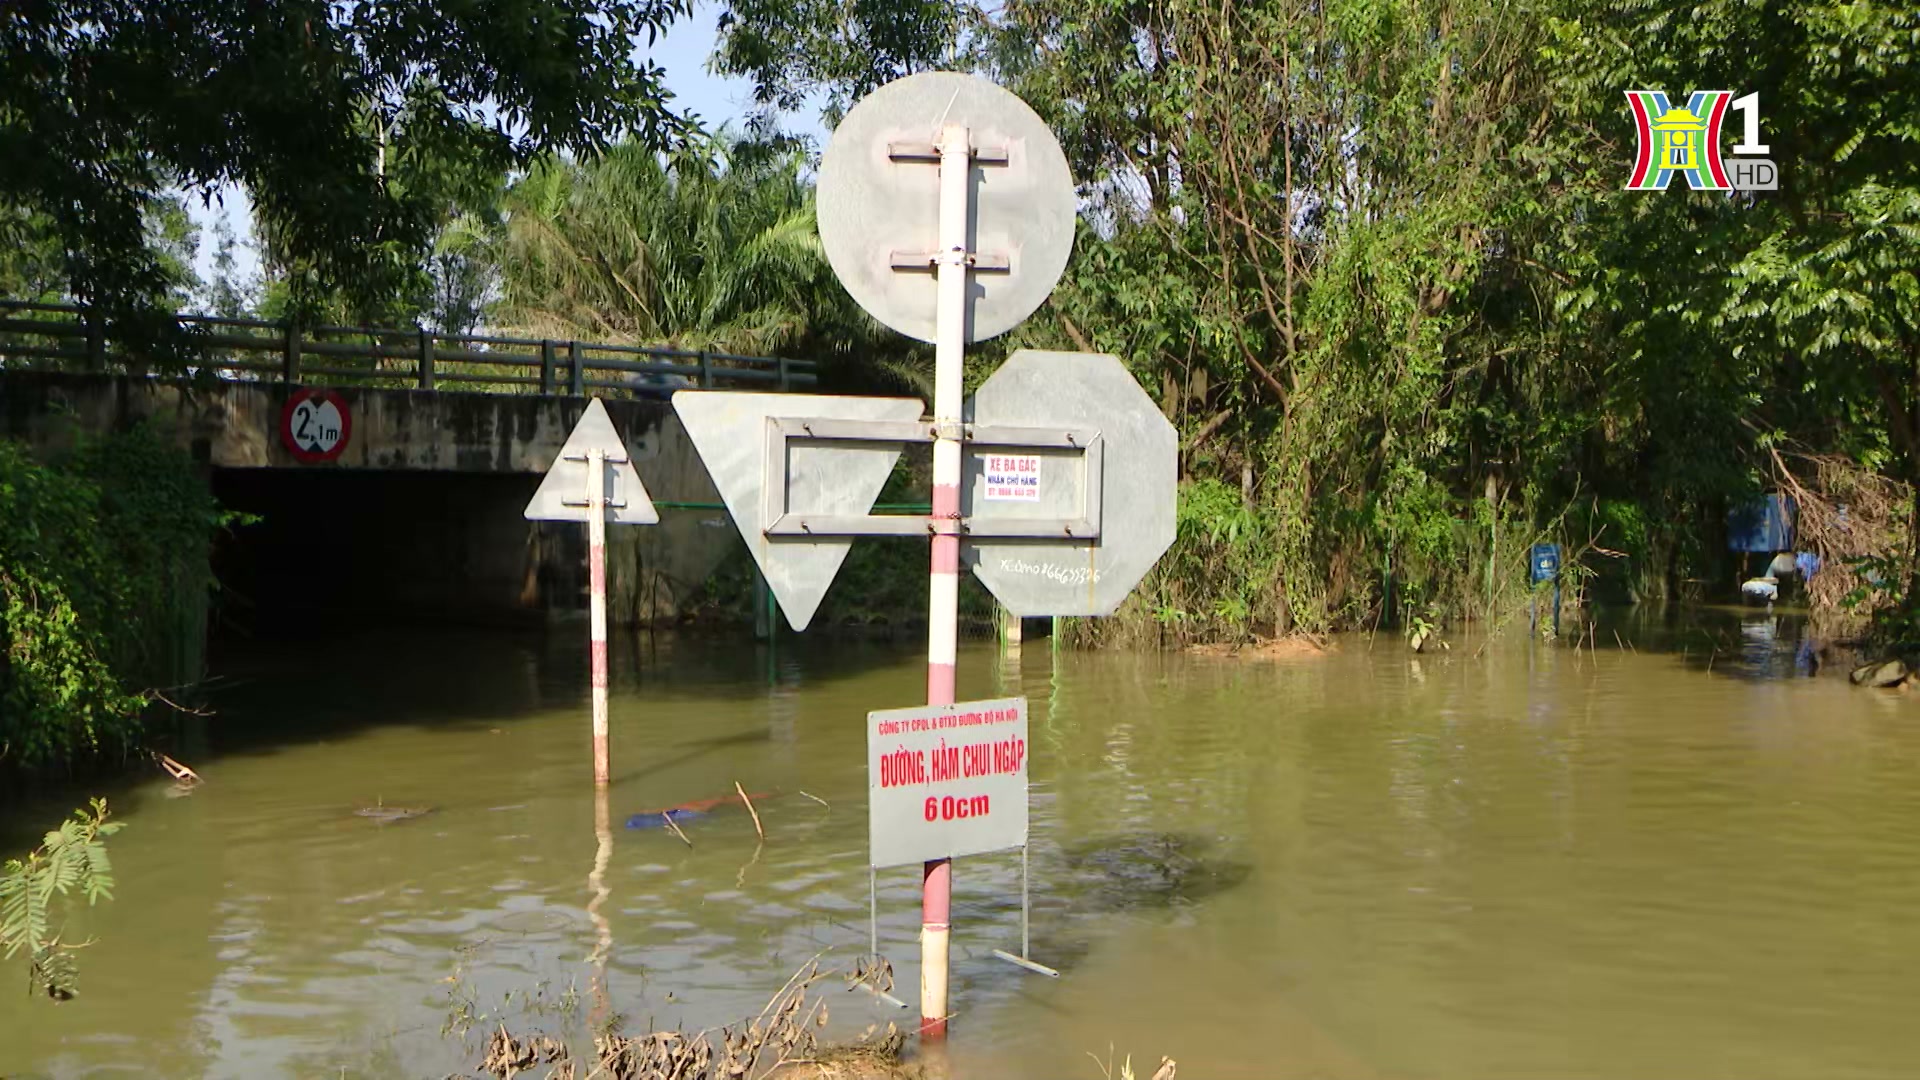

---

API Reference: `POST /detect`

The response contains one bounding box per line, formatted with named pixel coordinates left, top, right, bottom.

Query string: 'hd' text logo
left=1625, top=90, right=1776, bottom=192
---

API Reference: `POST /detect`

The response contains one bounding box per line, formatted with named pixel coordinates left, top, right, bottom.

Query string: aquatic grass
left=1086, top=1046, right=1177, bottom=1080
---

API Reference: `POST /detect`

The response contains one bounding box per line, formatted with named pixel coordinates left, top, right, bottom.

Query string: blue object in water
left=1795, top=551, right=1821, bottom=579
left=1530, top=543, right=1560, bottom=583
left=625, top=809, right=706, bottom=830
left=1727, top=494, right=1797, bottom=553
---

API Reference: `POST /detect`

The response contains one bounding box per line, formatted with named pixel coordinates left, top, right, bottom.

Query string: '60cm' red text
left=924, top=795, right=990, bottom=821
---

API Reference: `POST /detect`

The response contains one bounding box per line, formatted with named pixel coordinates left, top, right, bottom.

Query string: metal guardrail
left=0, top=299, right=818, bottom=395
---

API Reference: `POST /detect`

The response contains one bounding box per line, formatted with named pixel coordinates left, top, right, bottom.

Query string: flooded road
left=5, top=613, right=1918, bottom=1079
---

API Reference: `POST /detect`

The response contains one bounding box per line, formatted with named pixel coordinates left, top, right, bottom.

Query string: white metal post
left=920, top=121, right=973, bottom=1038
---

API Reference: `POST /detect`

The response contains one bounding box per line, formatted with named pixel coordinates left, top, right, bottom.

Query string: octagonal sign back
left=964, top=350, right=1177, bottom=616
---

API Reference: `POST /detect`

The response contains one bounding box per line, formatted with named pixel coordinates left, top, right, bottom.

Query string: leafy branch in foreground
left=0, top=798, right=123, bottom=1001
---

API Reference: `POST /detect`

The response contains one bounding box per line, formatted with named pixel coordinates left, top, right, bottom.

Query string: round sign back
left=280, top=388, right=351, bottom=463
left=816, top=71, right=1078, bottom=344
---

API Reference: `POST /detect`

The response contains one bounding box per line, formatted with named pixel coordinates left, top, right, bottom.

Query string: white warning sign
left=868, top=697, right=1028, bottom=869
left=982, top=453, right=1042, bottom=502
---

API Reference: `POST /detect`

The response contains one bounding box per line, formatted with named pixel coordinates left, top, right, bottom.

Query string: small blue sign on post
left=1530, top=543, right=1561, bottom=584
left=1529, top=543, right=1562, bottom=637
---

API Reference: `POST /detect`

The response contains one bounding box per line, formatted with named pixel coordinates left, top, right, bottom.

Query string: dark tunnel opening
left=209, top=468, right=587, bottom=640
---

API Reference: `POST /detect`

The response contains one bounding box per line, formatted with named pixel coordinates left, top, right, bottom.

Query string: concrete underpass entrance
left=3, top=371, right=743, bottom=636
left=211, top=468, right=583, bottom=634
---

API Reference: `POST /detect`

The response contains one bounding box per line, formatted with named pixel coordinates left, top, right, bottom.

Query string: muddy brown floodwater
left=4, top=610, right=1918, bottom=1079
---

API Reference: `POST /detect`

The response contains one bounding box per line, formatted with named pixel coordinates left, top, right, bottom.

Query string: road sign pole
left=920, top=121, right=973, bottom=1040
left=525, top=398, right=658, bottom=785
left=588, top=446, right=611, bottom=786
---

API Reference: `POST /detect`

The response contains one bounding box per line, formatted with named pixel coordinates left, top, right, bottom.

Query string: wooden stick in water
left=662, top=811, right=693, bottom=847
left=736, top=782, right=765, bottom=841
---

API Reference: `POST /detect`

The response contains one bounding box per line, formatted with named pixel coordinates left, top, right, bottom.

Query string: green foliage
left=1123, top=478, right=1281, bottom=645
left=1, top=0, right=693, bottom=335
left=491, top=138, right=824, bottom=354
left=0, top=430, right=225, bottom=774
left=712, top=0, right=969, bottom=126
left=0, top=798, right=122, bottom=1001
left=624, top=0, right=1920, bottom=639
left=486, top=133, right=925, bottom=386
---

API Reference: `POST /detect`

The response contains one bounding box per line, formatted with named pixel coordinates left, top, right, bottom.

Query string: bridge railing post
left=698, top=350, right=712, bottom=388
left=540, top=340, right=556, bottom=395
left=418, top=327, right=435, bottom=390
left=282, top=321, right=302, bottom=383
left=569, top=341, right=585, bottom=396
left=85, top=307, right=105, bottom=371
left=777, top=356, right=790, bottom=391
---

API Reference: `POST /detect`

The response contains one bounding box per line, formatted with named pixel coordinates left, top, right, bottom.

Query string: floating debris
left=156, top=753, right=203, bottom=797
left=354, top=801, right=436, bottom=825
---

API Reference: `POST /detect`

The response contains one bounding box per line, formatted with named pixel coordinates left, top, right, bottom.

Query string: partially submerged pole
left=918, top=121, right=974, bottom=1039
left=1000, top=603, right=1023, bottom=657
left=588, top=446, right=611, bottom=785
left=587, top=785, right=614, bottom=1026
left=524, top=397, right=660, bottom=788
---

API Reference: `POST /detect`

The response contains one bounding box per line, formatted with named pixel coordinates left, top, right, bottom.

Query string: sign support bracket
left=760, top=417, right=1105, bottom=539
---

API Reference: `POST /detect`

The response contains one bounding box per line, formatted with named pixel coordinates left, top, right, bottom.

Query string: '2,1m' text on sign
left=867, top=697, right=1028, bottom=869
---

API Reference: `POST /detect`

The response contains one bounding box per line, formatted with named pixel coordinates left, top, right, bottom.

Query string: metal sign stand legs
left=990, top=844, right=1060, bottom=978
left=863, top=865, right=910, bottom=1010
left=866, top=847, right=1057, bottom=1013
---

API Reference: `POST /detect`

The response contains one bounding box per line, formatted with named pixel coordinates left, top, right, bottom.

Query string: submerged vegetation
left=0, top=798, right=122, bottom=1001
left=446, top=957, right=918, bottom=1080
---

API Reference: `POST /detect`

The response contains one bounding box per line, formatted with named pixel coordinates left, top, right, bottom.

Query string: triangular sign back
left=673, top=390, right=923, bottom=630
left=524, top=398, right=659, bottom=525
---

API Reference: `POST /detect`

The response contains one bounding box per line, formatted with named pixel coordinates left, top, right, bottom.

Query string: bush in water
left=0, top=428, right=228, bottom=775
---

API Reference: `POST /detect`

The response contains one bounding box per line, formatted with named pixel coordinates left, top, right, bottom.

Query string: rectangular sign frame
left=762, top=417, right=1102, bottom=539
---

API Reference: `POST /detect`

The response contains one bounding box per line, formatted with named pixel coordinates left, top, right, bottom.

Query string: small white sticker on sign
left=982, top=454, right=1042, bottom=502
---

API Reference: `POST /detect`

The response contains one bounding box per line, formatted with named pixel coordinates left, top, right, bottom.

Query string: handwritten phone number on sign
left=983, top=454, right=1042, bottom=502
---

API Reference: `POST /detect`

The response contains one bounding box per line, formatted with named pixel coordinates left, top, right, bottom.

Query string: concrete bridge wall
left=0, top=372, right=743, bottom=629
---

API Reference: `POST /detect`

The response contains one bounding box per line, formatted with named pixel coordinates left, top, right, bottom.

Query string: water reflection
left=4, top=612, right=1918, bottom=1080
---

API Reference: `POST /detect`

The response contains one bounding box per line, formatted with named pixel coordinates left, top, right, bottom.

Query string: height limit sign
left=869, top=697, right=1028, bottom=869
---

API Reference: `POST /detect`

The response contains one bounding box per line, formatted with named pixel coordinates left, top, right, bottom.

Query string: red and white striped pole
left=919, top=121, right=972, bottom=1038
left=587, top=445, right=611, bottom=786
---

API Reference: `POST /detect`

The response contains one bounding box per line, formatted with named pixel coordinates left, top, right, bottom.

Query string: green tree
left=487, top=136, right=922, bottom=387
left=1, top=0, right=695, bottom=341
left=712, top=0, right=969, bottom=126
left=1, top=430, right=227, bottom=774
left=672, top=0, right=1920, bottom=639
left=1545, top=0, right=1920, bottom=617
